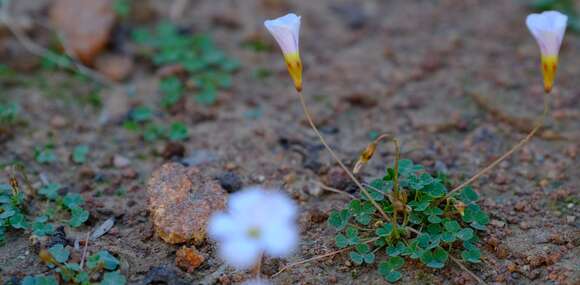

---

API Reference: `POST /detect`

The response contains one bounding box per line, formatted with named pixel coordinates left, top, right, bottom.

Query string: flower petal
left=264, top=13, right=301, bottom=55
left=219, top=237, right=262, bottom=269
left=526, top=11, right=568, bottom=56
left=207, top=213, right=239, bottom=240
left=262, top=222, right=298, bottom=257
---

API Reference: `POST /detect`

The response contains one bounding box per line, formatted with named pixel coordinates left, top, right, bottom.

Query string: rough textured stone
left=147, top=163, right=227, bottom=244
left=175, top=246, right=204, bottom=272
left=50, top=0, right=116, bottom=65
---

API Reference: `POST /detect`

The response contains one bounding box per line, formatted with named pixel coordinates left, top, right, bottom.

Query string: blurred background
left=0, top=0, right=578, bottom=284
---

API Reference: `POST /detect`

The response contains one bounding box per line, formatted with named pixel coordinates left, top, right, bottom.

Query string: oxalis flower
left=208, top=187, right=298, bottom=269
left=264, top=13, right=303, bottom=92
left=526, top=10, right=568, bottom=93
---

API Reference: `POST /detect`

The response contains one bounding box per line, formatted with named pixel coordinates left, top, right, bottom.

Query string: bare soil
left=0, top=0, right=578, bottom=284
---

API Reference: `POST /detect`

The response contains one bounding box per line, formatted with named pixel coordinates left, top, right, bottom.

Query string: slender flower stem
left=296, top=91, right=390, bottom=221
left=445, top=93, right=550, bottom=199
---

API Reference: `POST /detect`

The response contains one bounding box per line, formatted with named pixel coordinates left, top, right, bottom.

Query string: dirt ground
left=0, top=0, right=579, bottom=284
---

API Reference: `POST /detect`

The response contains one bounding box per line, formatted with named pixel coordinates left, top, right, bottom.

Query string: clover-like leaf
left=335, top=234, right=349, bottom=248
left=441, top=231, right=456, bottom=243
left=349, top=251, right=364, bottom=265
left=428, top=215, right=442, bottom=224
left=462, top=248, right=481, bottom=263
left=48, top=244, right=70, bottom=264
left=443, top=220, right=461, bottom=233
left=9, top=212, right=27, bottom=229
left=386, top=241, right=406, bottom=257
left=328, top=209, right=350, bottom=230
left=87, top=250, right=120, bottom=270
left=101, top=271, right=126, bottom=285
left=379, top=256, right=405, bottom=282
left=69, top=207, right=89, bottom=228
left=63, top=193, right=84, bottom=210
left=456, top=228, right=474, bottom=241
left=425, top=182, right=447, bottom=198
left=375, top=223, right=394, bottom=237
left=349, top=200, right=375, bottom=225
left=39, top=183, right=61, bottom=200
left=397, top=159, right=424, bottom=177
left=72, top=145, right=90, bottom=164
left=420, top=247, right=448, bottom=269
left=458, top=186, right=479, bottom=204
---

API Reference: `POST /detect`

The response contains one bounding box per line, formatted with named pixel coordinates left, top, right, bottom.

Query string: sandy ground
left=0, top=0, right=578, bottom=284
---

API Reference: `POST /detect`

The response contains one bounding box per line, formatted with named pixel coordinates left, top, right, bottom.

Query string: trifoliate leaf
left=48, top=244, right=70, bottom=263
left=101, top=271, right=126, bottom=285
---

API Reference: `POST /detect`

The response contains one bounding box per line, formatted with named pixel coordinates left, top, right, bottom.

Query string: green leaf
left=456, top=228, right=474, bottom=241
left=386, top=242, right=406, bottom=256
left=458, top=186, right=479, bottom=204
left=87, top=250, right=120, bottom=270
left=69, top=207, right=89, bottom=227
left=48, top=244, right=70, bottom=263
left=63, top=193, right=84, bottom=209
left=74, top=271, right=90, bottom=284
left=384, top=271, right=402, bottom=283
left=349, top=200, right=375, bottom=226
left=72, top=145, right=90, bottom=164
left=462, top=248, right=481, bottom=263
left=328, top=209, right=350, bottom=230
left=101, top=271, right=126, bottom=285
left=441, top=231, right=456, bottom=243
left=375, top=223, right=394, bottom=237
left=385, top=256, right=405, bottom=270
left=350, top=244, right=374, bottom=264
left=21, top=275, right=59, bottom=285
left=344, top=226, right=360, bottom=245
left=379, top=256, right=404, bottom=282
left=349, top=251, right=363, bottom=265
left=35, top=145, right=57, bottom=164
left=159, top=76, right=183, bottom=108
left=425, top=182, right=446, bottom=198
left=0, top=209, right=15, bottom=219
left=420, top=247, right=448, bottom=269
left=39, top=183, right=61, bottom=200
left=443, top=220, right=461, bottom=233
left=166, top=122, right=189, bottom=141
left=32, top=221, right=54, bottom=236
left=335, top=234, right=348, bottom=248
left=397, top=159, right=423, bottom=177
left=9, top=212, right=27, bottom=229
left=428, top=215, right=442, bottom=224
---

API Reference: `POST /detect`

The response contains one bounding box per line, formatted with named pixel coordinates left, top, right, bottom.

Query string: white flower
left=208, top=187, right=299, bottom=269
left=526, top=11, right=568, bottom=93
left=264, top=13, right=303, bottom=92
left=526, top=11, right=567, bottom=57
left=264, top=13, right=301, bottom=55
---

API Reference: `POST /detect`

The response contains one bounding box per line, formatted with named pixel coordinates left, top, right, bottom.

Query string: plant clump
left=132, top=22, right=240, bottom=106
left=328, top=159, right=489, bottom=282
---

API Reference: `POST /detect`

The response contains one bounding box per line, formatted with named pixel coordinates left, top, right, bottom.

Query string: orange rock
left=175, top=246, right=204, bottom=272
left=49, top=0, right=116, bottom=65
left=147, top=163, right=227, bottom=244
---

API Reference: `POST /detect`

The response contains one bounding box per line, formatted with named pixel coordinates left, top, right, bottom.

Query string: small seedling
left=328, top=157, right=488, bottom=282
left=72, top=145, right=90, bottom=164
left=123, top=106, right=189, bottom=142
left=0, top=182, right=27, bottom=244
left=35, top=244, right=126, bottom=285
left=34, top=144, right=58, bottom=164
left=133, top=22, right=240, bottom=106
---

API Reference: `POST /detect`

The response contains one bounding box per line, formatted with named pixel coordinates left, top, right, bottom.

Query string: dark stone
left=216, top=171, right=243, bottom=193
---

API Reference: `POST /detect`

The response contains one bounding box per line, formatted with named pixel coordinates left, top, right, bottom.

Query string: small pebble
left=113, top=155, right=131, bottom=168
left=216, top=171, right=243, bottom=193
